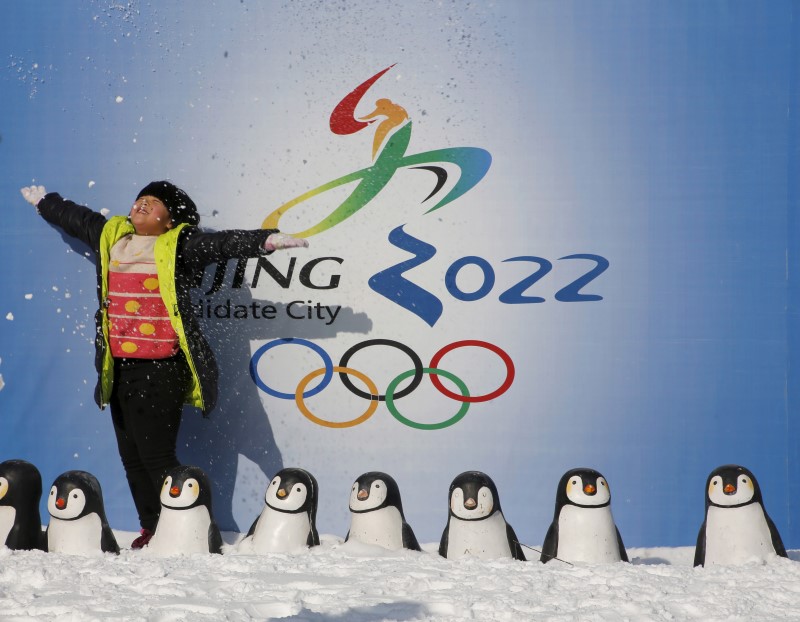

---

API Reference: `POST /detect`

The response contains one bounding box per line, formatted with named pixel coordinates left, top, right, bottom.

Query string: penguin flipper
left=21, top=510, right=44, bottom=550
left=101, top=525, right=120, bottom=555
left=307, top=523, right=320, bottom=547
left=208, top=522, right=223, bottom=555
left=764, top=512, right=788, bottom=558
left=540, top=522, right=558, bottom=563
left=245, top=514, right=259, bottom=538
left=402, top=522, right=421, bottom=552
left=693, top=522, right=706, bottom=567
left=4, top=525, right=21, bottom=550
left=438, top=522, right=450, bottom=558
left=22, top=522, right=45, bottom=551
left=505, top=523, right=527, bottom=561
left=43, top=527, right=50, bottom=553
left=615, top=526, right=629, bottom=562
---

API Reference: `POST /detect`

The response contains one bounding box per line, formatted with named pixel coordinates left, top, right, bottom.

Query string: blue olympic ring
left=249, top=338, right=334, bottom=399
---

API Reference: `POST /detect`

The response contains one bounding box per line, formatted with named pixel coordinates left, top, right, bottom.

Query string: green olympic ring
left=385, top=367, right=470, bottom=430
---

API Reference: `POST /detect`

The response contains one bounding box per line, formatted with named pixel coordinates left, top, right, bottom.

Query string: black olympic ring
left=338, top=339, right=423, bottom=401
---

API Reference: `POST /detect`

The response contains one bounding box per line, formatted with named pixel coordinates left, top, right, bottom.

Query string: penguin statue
left=540, top=468, right=628, bottom=564
left=241, top=467, right=320, bottom=553
left=0, top=459, right=44, bottom=550
left=146, top=465, right=222, bottom=556
left=345, top=471, right=421, bottom=551
left=694, top=464, right=787, bottom=567
left=45, top=470, right=119, bottom=555
left=438, top=471, right=526, bottom=561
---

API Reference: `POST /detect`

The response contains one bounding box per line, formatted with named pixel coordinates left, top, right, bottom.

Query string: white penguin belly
left=251, top=508, right=311, bottom=553
left=0, top=506, right=16, bottom=546
left=147, top=506, right=211, bottom=556
left=704, top=504, right=777, bottom=565
left=557, top=505, right=622, bottom=564
left=445, top=511, right=513, bottom=560
left=48, top=514, right=102, bottom=555
left=349, top=506, right=404, bottom=550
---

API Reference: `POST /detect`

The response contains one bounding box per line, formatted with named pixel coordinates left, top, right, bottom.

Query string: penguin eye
left=741, top=477, right=748, bottom=484
left=72, top=493, right=78, bottom=499
left=375, top=484, right=381, bottom=489
left=571, top=480, right=577, bottom=485
left=600, top=481, right=607, bottom=487
left=272, top=480, right=278, bottom=486
left=482, top=492, right=487, bottom=497
left=296, top=487, right=301, bottom=492
left=712, top=481, right=718, bottom=486
left=188, top=483, right=193, bottom=488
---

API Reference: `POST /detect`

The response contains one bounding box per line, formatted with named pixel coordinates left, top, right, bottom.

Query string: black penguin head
left=447, top=471, right=501, bottom=521
left=349, top=471, right=403, bottom=515
left=160, top=465, right=213, bottom=511
left=555, top=468, right=612, bottom=512
left=48, top=471, right=106, bottom=521
left=0, top=459, right=42, bottom=509
left=265, top=468, right=318, bottom=516
left=705, top=464, right=762, bottom=509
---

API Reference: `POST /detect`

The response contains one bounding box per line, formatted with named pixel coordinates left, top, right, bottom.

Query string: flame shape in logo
left=329, top=64, right=396, bottom=136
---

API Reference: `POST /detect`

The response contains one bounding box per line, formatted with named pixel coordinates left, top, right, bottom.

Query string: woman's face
left=129, top=195, right=172, bottom=236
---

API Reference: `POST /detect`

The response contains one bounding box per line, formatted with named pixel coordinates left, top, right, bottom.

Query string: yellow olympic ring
left=295, top=366, right=379, bottom=428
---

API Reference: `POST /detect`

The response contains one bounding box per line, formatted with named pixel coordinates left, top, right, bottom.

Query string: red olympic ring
left=428, top=340, right=515, bottom=403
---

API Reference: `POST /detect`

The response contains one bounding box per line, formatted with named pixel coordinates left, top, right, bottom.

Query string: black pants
left=110, top=352, right=192, bottom=531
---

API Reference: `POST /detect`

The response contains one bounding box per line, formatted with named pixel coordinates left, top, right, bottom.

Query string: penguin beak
left=357, top=488, right=369, bottom=500
left=277, top=489, right=287, bottom=498
left=584, top=484, right=596, bottom=495
left=724, top=484, right=736, bottom=494
left=55, top=497, right=66, bottom=510
left=170, top=486, right=180, bottom=497
left=464, top=497, right=477, bottom=509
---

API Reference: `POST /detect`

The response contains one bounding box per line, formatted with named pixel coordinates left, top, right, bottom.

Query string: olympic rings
left=249, top=338, right=514, bottom=429
left=296, top=366, right=379, bottom=428
left=385, top=368, right=470, bottom=430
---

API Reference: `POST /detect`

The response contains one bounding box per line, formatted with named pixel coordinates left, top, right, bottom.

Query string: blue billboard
left=1, top=0, right=798, bottom=549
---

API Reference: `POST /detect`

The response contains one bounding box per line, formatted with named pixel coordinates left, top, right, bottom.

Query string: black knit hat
left=136, top=181, right=200, bottom=226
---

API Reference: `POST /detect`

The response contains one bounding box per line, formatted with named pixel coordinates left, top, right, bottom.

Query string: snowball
left=115, top=95, right=124, bottom=103
left=5, top=313, right=13, bottom=321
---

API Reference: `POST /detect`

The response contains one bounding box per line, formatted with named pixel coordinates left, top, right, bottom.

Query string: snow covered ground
left=0, top=533, right=798, bottom=621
